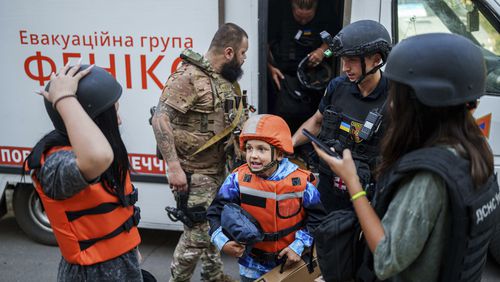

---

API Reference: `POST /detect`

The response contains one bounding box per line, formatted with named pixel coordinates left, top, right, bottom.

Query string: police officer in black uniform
left=267, top=0, right=337, bottom=134
left=292, top=20, right=391, bottom=212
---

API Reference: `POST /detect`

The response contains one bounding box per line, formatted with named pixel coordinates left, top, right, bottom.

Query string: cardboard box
left=254, top=252, right=321, bottom=282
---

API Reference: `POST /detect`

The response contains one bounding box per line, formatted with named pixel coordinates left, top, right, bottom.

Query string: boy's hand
left=222, top=241, right=245, bottom=258
left=278, top=247, right=300, bottom=267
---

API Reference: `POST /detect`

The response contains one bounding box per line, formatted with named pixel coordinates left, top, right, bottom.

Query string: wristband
left=53, top=94, right=77, bottom=110
left=351, top=191, right=367, bottom=201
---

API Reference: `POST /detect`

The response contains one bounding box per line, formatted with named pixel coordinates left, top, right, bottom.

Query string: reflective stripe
left=277, top=192, right=303, bottom=200
left=240, top=186, right=275, bottom=199
left=240, top=186, right=303, bottom=201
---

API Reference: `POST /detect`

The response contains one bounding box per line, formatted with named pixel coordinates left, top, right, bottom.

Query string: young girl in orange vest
left=207, top=114, right=326, bottom=281
left=24, top=63, right=143, bottom=281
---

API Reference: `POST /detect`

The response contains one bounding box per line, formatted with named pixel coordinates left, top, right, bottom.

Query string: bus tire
left=490, top=223, right=500, bottom=265
left=13, top=184, right=57, bottom=246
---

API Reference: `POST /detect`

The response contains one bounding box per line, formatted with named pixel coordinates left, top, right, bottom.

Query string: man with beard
left=152, top=23, right=248, bottom=282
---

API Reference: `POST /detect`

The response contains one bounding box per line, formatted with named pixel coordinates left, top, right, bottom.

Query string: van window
left=395, top=0, right=499, bottom=95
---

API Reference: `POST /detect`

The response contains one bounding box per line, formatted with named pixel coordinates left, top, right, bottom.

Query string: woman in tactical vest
left=24, top=63, right=143, bottom=281
left=314, top=33, right=499, bottom=281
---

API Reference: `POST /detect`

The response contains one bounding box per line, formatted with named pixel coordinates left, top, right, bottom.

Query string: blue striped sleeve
left=303, top=182, right=322, bottom=207
left=211, top=226, right=230, bottom=251
left=289, top=229, right=314, bottom=256
left=217, top=172, right=240, bottom=202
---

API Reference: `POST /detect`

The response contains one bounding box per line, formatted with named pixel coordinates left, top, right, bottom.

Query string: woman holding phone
left=314, top=33, right=500, bottom=281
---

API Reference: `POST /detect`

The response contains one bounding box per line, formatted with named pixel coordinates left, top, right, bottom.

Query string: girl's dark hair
left=24, top=105, right=130, bottom=203
left=23, top=131, right=71, bottom=172
left=93, top=106, right=130, bottom=204
left=376, top=82, right=493, bottom=187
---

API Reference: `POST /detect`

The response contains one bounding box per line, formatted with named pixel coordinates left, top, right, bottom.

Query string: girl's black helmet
left=44, top=65, right=122, bottom=133
left=384, top=33, right=486, bottom=107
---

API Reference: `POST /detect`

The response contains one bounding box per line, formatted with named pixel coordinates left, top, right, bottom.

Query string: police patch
left=350, top=121, right=363, bottom=143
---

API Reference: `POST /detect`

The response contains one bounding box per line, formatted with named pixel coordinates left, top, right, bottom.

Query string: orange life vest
left=31, top=146, right=141, bottom=265
left=237, top=164, right=313, bottom=256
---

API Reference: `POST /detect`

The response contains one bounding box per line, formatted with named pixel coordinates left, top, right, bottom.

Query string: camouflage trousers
left=170, top=173, right=226, bottom=282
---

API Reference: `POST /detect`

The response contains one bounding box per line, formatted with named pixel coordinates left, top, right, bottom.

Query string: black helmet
left=321, top=20, right=391, bottom=84
left=384, top=33, right=486, bottom=107
left=44, top=65, right=123, bottom=133
left=297, top=55, right=334, bottom=91
left=326, top=20, right=391, bottom=61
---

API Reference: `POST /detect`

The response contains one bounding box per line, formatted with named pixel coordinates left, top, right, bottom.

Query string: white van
left=0, top=0, right=499, bottom=258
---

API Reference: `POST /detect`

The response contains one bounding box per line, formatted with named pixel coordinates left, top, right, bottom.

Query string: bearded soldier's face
left=220, top=37, right=248, bottom=83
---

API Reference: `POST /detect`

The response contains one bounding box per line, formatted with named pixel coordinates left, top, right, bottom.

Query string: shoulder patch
left=243, top=174, right=253, bottom=183
left=292, top=177, right=301, bottom=186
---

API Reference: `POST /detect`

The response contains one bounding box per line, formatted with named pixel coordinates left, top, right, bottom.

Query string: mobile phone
left=302, top=128, right=341, bottom=159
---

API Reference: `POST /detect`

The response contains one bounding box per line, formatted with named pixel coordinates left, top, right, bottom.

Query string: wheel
left=13, top=184, right=57, bottom=246
left=490, top=223, right=500, bottom=265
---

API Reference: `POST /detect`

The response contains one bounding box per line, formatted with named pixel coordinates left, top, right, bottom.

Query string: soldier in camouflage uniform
left=152, top=23, right=249, bottom=282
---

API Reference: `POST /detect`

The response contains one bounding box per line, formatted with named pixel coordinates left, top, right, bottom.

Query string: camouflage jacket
left=159, top=49, right=248, bottom=174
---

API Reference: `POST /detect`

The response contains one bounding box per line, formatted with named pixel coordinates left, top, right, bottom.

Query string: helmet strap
left=355, top=57, right=386, bottom=85
left=354, top=56, right=367, bottom=84
left=248, top=145, right=280, bottom=176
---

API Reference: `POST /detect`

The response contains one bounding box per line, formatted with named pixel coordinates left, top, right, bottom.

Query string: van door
left=261, top=0, right=345, bottom=114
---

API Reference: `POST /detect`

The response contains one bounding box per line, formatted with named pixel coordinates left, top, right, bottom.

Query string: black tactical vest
left=359, top=147, right=500, bottom=282
left=318, top=80, right=387, bottom=178
left=270, top=17, right=321, bottom=75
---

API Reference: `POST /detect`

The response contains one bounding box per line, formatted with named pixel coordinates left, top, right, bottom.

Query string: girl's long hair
left=376, top=82, right=493, bottom=187
left=24, top=105, right=130, bottom=203
left=93, top=106, right=130, bottom=204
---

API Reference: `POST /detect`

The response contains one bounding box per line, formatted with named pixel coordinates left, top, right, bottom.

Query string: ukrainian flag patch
left=340, top=121, right=351, bottom=132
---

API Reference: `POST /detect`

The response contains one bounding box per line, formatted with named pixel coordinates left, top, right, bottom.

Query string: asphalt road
left=1, top=213, right=500, bottom=281
left=0, top=214, right=240, bottom=281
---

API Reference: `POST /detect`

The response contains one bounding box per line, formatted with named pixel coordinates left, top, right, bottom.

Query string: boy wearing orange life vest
left=207, top=114, right=326, bottom=281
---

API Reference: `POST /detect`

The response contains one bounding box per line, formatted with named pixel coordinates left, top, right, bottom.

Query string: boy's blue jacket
left=207, top=158, right=326, bottom=279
